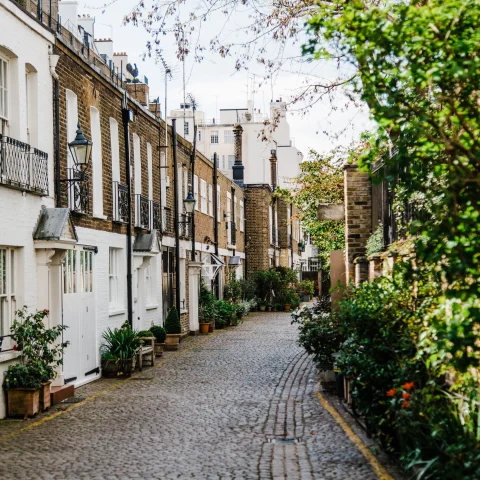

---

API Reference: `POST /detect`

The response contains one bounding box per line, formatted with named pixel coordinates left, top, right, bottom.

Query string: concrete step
left=51, top=384, right=75, bottom=405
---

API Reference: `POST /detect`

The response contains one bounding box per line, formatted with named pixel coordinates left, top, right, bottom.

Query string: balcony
left=162, top=207, right=173, bottom=235
left=112, top=181, right=128, bottom=223
left=135, top=194, right=150, bottom=229
left=151, top=200, right=161, bottom=231
left=0, top=135, right=48, bottom=196
left=67, top=168, right=89, bottom=214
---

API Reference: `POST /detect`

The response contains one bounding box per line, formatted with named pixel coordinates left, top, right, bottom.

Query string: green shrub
left=216, top=300, right=236, bottom=323
left=137, top=330, right=154, bottom=338
left=150, top=325, right=166, bottom=343
left=3, top=364, right=43, bottom=389
left=224, top=273, right=242, bottom=302
left=164, top=307, right=181, bottom=334
left=366, top=223, right=383, bottom=256
left=101, top=326, right=140, bottom=361
left=298, top=280, right=315, bottom=297
left=199, top=281, right=217, bottom=323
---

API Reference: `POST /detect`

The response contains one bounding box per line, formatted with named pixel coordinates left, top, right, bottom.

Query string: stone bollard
left=354, top=255, right=369, bottom=286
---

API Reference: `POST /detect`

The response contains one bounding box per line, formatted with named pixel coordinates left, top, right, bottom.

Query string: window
left=160, top=151, right=167, bottom=209
left=0, top=57, right=8, bottom=120
left=0, top=248, right=15, bottom=340
left=217, top=185, right=221, bottom=222
left=222, top=155, right=226, bottom=169
left=25, top=66, right=38, bottom=145
left=210, top=130, right=219, bottom=144
left=200, top=179, right=207, bottom=214
left=110, top=118, right=120, bottom=183
left=179, top=258, right=186, bottom=312
left=194, top=174, right=199, bottom=210
left=64, top=250, right=93, bottom=295
left=224, top=130, right=234, bottom=143
left=90, top=107, right=103, bottom=216
left=133, top=133, right=141, bottom=194
left=240, top=201, right=244, bottom=232
left=184, top=121, right=189, bottom=136
left=228, top=155, right=235, bottom=169
left=208, top=184, right=213, bottom=216
left=227, top=192, right=232, bottom=244
left=147, top=143, right=153, bottom=200
left=109, top=248, right=122, bottom=310
left=198, top=130, right=202, bottom=141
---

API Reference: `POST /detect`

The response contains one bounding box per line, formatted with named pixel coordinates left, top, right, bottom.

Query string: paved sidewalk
left=0, top=311, right=390, bottom=479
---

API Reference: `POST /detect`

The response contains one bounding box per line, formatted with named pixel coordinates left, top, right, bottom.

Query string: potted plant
left=199, top=282, right=216, bottom=334
left=150, top=325, right=166, bottom=356
left=298, top=280, right=315, bottom=302
left=3, top=307, right=68, bottom=415
left=164, top=307, right=181, bottom=350
left=216, top=300, right=236, bottom=328
left=284, top=288, right=300, bottom=312
left=101, top=323, right=140, bottom=377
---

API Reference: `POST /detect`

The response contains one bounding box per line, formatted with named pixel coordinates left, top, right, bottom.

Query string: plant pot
left=199, top=323, right=210, bottom=334
left=302, top=295, right=310, bottom=302
left=236, top=312, right=243, bottom=320
left=284, top=304, right=291, bottom=312
left=267, top=306, right=272, bottom=312
left=318, top=369, right=336, bottom=393
left=259, top=305, right=266, bottom=312
left=165, top=333, right=181, bottom=351
left=6, top=388, right=40, bottom=418
left=101, top=357, right=135, bottom=378
left=208, top=322, right=214, bottom=333
left=154, top=342, right=165, bottom=357
left=40, top=381, right=52, bottom=412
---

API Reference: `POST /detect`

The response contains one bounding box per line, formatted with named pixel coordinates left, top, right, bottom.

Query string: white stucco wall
left=0, top=0, right=55, bottom=419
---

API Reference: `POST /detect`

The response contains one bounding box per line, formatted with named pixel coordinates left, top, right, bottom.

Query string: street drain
left=130, top=377, right=154, bottom=381
left=267, top=437, right=303, bottom=444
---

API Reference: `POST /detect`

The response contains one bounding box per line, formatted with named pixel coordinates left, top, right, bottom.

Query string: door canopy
left=202, top=253, right=224, bottom=281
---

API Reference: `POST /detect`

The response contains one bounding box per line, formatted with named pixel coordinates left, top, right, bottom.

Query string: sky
left=81, top=0, right=373, bottom=157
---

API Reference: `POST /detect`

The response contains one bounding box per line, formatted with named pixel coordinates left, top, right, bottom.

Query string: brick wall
left=344, top=164, right=372, bottom=282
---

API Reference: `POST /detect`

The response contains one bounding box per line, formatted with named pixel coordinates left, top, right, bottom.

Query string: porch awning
left=202, top=253, right=224, bottom=281
left=33, top=206, right=78, bottom=243
left=133, top=230, right=160, bottom=253
left=228, top=256, right=241, bottom=267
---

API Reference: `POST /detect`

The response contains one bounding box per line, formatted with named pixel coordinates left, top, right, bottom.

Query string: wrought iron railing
left=0, top=135, right=48, bottom=195
left=179, top=213, right=190, bottom=238
left=162, top=207, right=173, bottom=235
left=67, top=168, right=89, bottom=214
left=112, top=181, right=128, bottom=223
left=135, top=194, right=150, bottom=229
left=151, top=200, right=161, bottom=231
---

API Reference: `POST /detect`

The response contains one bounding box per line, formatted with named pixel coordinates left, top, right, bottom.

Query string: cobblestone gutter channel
left=0, top=312, right=398, bottom=480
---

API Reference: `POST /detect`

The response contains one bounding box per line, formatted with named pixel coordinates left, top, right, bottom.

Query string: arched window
left=90, top=106, right=103, bottom=216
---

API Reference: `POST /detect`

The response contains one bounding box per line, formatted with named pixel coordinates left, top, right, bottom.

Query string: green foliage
left=150, top=325, right=167, bottom=343
left=101, top=325, right=141, bottom=361
left=199, top=281, right=217, bottom=323
left=3, top=364, right=43, bottom=390
left=365, top=223, right=383, bottom=257
left=8, top=307, right=68, bottom=384
left=164, top=307, right=181, bottom=334
left=223, top=273, right=242, bottom=302
left=292, top=306, right=342, bottom=371
left=137, top=330, right=154, bottom=338
left=215, top=300, right=236, bottom=324
left=297, top=280, right=315, bottom=297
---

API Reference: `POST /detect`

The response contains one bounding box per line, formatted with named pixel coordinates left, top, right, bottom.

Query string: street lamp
left=68, top=123, right=92, bottom=168
left=183, top=190, right=196, bottom=214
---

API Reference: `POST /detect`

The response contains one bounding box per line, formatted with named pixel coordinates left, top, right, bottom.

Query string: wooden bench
left=137, top=336, right=155, bottom=371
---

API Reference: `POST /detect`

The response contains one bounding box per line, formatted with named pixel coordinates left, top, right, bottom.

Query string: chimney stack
left=232, top=124, right=244, bottom=188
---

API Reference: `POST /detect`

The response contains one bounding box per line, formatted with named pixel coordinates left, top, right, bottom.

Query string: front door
left=162, top=248, right=174, bottom=320
left=62, top=249, right=96, bottom=386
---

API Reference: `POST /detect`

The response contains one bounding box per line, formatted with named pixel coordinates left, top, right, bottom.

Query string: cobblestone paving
left=0, top=311, right=381, bottom=480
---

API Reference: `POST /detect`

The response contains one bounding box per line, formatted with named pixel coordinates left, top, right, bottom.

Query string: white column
left=188, top=262, right=203, bottom=333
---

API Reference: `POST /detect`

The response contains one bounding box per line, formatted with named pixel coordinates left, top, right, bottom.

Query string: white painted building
left=0, top=0, right=56, bottom=418
left=168, top=100, right=304, bottom=189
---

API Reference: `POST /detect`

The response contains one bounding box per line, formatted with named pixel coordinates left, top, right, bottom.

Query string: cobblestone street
left=0, top=312, right=390, bottom=480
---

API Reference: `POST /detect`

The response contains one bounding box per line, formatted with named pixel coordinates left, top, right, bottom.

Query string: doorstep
left=51, top=384, right=75, bottom=405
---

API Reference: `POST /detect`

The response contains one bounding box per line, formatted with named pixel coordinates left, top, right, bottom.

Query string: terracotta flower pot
left=208, top=322, right=214, bottom=333
left=165, top=334, right=181, bottom=351
left=259, top=305, right=266, bottom=312
left=6, top=387, right=40, bottom=418
left=40, top=381, right=52, bottom=412
left=154, top=343, right=165, bottom=357
left=199, top=323, right=210, bottom=334
left=284, top=305, right=291, bottom=312
left=267, top=306, right=272, bottom=312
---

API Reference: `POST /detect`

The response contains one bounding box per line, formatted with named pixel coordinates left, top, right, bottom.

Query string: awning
left=228, top=256, right=241, bottom=268
left=202, top=253, right=225, bottom=281
left=133, top=230, right=160, bottom=253
left=33, top=206, right=78, bottom=243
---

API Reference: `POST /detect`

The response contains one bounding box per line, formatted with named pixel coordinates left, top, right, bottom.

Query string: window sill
left=0, top=351, right=21, bottom=364
left=93, top=214, right=108, bottom=221
left=109, top=308, right=126, bottom=317
left=146, top=304, right=159, bottom=311
left=180, top=309, right=187, bottom=315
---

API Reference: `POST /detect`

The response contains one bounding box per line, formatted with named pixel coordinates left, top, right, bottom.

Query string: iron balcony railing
left=0, top=135, right=48, bottom=196
left=67, top=168, right=89, bottom=214
left=0, top=334, right=14, bottom=353
left=151, top=200, right=161, bottom=231
left=162, top=207, right=173, bottom=235
left=135, top=194, right=150, bottom=229
left=179, top=213, right=190, bottom=239
left=112, top=181, right=128, bottom=223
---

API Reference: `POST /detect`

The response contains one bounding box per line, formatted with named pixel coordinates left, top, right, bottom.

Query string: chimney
left=126, top=82, right=149, bottom=107
left=232, top=124, right=244, bottom=188
left=270, top=150, right=277, bottom=190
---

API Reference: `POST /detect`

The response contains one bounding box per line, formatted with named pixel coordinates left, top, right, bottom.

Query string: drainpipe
left=270, top=152, right=278, bottom=266
left=213, top=152, right=219, bottom=297
left=172, top=119, right=181, bottom=316
left=54, top=78, right=61, bottom=207
left=122, top=92, right=134, bottom=328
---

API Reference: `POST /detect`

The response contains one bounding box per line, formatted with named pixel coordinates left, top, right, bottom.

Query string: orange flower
left=386, top=388, right=396, bottom=397
left=401, top=392, right=411, bottom=401
left=402, top=382, right=415, bottom=391
left=401, top=401, right=410, bottom=408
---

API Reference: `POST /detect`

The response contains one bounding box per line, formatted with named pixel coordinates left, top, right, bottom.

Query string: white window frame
left=147, top=142, right=153, bottom=200
left=109, top=248, right=123, bottom=311
left=90, top=106, right=104, bottom=217
left=240, top=201, right=244, bottom=232
left=198, top=130, right=201, bottom=141
left=228, top=155, right=235, bottom=169
left=0, top=247, right=15, bottom=343
left=224, top=130, right=234, bottom=143
left=210, top=130, right=219, bottom=144
left=145, top=263, right=156, bottom=308
left=184, top=121, right=189, bottom=136
left=194, top=174, right=199, bottom=210
left=208, top=184, right=213, bottom=216
left=217, top=185, right=221, bottom=223
left=200, top=179, right=207, bottom=214
left=227, top=192, right=232, bottom=244
left=0, top=56, right=8, bottom=121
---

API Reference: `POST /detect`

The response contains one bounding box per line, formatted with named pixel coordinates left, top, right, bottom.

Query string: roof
left=133, top=231, right=160, bottom=252
left=33, top=207, right=78, bottom=242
